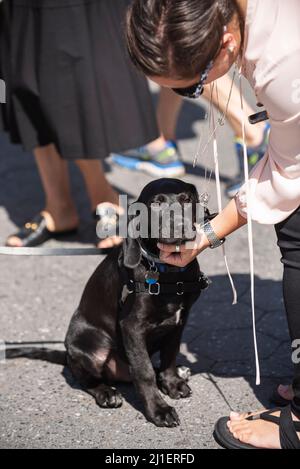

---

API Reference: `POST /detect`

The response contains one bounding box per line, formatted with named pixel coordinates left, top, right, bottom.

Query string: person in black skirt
left=0, top=0, right=159, bottom=252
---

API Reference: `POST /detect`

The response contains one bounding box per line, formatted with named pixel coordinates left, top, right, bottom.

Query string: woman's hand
left=158, top=229, right=210, bottom=268
left=158, top=199, right=247, bottom=267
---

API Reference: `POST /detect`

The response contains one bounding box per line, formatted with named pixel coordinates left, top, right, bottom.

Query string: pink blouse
left=236, top=0, right=300, bottom=224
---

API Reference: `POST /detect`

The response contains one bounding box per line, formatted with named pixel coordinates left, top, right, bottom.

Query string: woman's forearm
left=199, top=198, right=247, bottom=252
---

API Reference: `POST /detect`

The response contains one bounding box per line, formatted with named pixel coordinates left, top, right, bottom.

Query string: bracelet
left=202, top=221, right=225, bottom=249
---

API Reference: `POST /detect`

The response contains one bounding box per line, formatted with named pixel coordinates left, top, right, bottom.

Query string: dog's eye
left=154, top=194, right=167, bottom=204
left=178, top=193, right=192, bottom=204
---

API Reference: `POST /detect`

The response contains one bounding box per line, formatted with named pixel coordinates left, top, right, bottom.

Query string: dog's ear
left=187, top=183, right=200, bottom=204
left=121, top=199, right=143, bottom=269
left=123, top=237, right=142, bottom=269
left=204, top=208, right=219, bottom=222
left=186, top=183, right=202, bottom=225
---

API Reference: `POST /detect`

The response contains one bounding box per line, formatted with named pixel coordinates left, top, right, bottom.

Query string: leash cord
left=239, top=69, right=260, bottom=386
left=211, top=98, right=238, bottom=305
left=0, top=247, right=103, bottom=256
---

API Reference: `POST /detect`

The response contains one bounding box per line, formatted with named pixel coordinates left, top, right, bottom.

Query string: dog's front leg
left=120, top=314, right=180, bottom=428
left=158, top=324, right=192, bottom=400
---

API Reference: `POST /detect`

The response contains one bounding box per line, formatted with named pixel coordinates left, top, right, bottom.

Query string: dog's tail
left=3, top=343, right=67, bottom=366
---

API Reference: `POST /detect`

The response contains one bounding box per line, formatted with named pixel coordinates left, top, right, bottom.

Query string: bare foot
left=41, top=209, right=79, bottom=233
left=227, top=409, right=300, bottom=449
left=95, top=202, right=124, bottom=250
left=97, top=236, right=123, bottom=250
left=6, top=208, right=79, bottom=247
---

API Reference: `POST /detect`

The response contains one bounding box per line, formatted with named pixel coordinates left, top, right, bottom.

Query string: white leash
left=194, top=70, right=260, bottom=384
left=211, top=103, right=238, bottom=305
left=0, top=247, right=103, bottom=256
left=239, top=69, right=260, bottom=386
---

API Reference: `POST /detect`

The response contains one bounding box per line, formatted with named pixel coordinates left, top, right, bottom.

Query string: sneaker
left=226, top=123, right=270, bottom=198
left=111, top=140, right=186, bottom=178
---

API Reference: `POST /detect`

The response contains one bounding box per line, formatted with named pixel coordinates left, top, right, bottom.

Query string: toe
left=230, top=411, right=252, bottom=421
left=236, top=430, right=252, bottom=444
left=230, top=409, right=264, bottom=422
left=6, top=236, right=23, bottom=247
left=227, top=420, right=249, bottom=435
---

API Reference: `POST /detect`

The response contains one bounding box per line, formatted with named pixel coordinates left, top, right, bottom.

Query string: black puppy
left=65, top=178, right=209, bottom=427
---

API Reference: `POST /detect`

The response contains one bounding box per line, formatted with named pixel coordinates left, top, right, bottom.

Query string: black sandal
left=214, top=405, right=300, bottom=449
left=93, top=203, right=123, bottom=255
left=6, top=213, right=78, bottom=248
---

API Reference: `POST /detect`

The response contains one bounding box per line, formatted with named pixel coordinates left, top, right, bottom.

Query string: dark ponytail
left=126, top=0, right=242, bottom=80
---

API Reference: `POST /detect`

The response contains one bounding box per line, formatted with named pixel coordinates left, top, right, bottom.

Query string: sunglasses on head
left=172, top=60, right=214, bottom=99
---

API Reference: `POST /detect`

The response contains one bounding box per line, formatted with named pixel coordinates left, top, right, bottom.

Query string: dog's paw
left=147, top=403, right=180, bottom=428
left=158, top=373, right=192, bottom=400
left=95, top=386, right=123, bottom=409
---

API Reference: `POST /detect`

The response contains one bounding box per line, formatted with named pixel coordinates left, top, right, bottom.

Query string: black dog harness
left=118, top=247, right=210, bottom=319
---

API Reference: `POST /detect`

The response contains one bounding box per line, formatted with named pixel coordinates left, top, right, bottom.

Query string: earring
left=228, top=45, right=235, bottom=54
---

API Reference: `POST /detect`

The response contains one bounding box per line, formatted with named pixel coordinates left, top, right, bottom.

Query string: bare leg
left=157, top=88, right=182, bottom=142
left=140, top=88, right=183, bottom=153
left=149, top=77, right=264, bottom=153
left=75, top=159, right=123, bottom=249
left=7, top=144, right=79, bottom=246
left=203, top=73, right=265, bottom=147
left=75, top=159, right=119, bottom=212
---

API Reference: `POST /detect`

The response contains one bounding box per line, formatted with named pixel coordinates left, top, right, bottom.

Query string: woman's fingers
left=157, top=233, right=205, bottom=267
left=157, top=239, right=199, bottom=253
left=157, top=242, right=186, bottom=253
left=159, top=251, right=189, bottom=267
left=159, top=246, right=200, bottom=267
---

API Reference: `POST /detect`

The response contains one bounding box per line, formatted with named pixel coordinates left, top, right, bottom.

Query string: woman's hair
left=126, top=0, right=242, bottom=80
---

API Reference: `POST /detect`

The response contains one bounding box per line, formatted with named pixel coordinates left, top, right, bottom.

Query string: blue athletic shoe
left=226, top=123, right=270, bottom=198
left=111, top=141, right=186, bottom=178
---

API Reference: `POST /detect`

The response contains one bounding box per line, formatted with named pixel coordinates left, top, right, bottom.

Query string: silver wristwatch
left=203, top=221, right=225, bottom=249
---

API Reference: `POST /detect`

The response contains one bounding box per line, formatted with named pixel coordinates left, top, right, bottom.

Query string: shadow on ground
left=6, top=273, right=290, bottom=421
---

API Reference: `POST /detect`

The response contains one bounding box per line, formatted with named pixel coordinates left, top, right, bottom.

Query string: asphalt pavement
left=0, top=84, right=292, bottom=449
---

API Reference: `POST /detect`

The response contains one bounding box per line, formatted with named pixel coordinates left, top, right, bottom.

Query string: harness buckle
left=199, top=273, right=211, bottom=290
left=120, top=280, right=135, bottom=304
left=176, top=282, right=184, bottom=296
left=127, top=280, right=135, bottom=294
left=148, top=282, right=161, bottom=295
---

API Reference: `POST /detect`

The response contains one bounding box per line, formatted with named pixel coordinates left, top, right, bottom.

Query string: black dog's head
left=123, top=178, right=205, bottom=269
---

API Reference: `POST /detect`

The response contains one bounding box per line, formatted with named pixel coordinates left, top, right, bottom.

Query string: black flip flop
left=214, top=416, right=258, bottom=450
left=214, top=406, right=300, bottom=450
left=6, top=213, right=78, bottom=248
